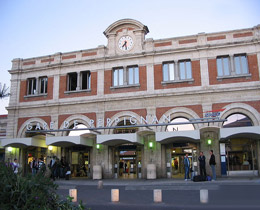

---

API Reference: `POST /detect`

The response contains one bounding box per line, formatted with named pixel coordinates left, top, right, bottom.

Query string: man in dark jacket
left=198, top=151, right=206, bottom=177
left=209, top=150, right=216, bottom=180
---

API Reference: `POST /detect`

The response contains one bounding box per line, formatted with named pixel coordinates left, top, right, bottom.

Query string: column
left=76, top=72, right=81, bottom=91
left=174, top=60, right=180, bottom=80
left=230, top=54, right=235, bottom=75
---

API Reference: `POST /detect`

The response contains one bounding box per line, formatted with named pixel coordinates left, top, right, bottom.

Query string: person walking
left=184, top=154, right=190, bottom=181
left=198, top=151, right=206, bottom=177
left=31, top=157, right=38, bottom=176
left=12, top=158, right=20, bottom=174
left=209, top=150, right=216, bottom=181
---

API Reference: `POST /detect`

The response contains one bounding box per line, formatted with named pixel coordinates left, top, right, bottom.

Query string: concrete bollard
left=200, top=189, right=209, bottom=204
left=153, top=189, right=162, bottom=203
left=97, top=180, right=103, bottom=189
left=111, top=189, right=119, bottom=202
left=69, top=189, right=77, bottom=202
left=147, top=164, right=156, bottom=179
left=93, top=165, right=102, bottom=180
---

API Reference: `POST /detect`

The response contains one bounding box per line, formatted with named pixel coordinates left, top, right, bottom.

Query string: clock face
left=118, top=35, right=134, bottom=51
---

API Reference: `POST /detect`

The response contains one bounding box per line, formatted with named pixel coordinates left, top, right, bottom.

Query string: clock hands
left=122, top=40, right=127, bottom=50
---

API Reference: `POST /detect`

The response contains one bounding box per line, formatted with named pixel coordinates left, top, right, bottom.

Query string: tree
left=0, top=83, right=10, bottom=99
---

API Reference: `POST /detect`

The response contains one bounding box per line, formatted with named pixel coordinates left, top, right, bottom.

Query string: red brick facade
left=156, top=105, right=203, bottom=120
left=207, top=35, right=226, bottom=41
left=179, top=39, right=197, bottom=44
left=58, top=113, right=96, bottom=128
left=19, top=77, right=54, bottom=102
left=154, top=41, right=172, bottom=47
left=208, top=54, right=259, bottom=85
left=233, top=32, right=253, bottom=38
left=104, top=66, right=147, bottom=94
left=154, top=60, right=201, bottom=90
left=105, top=109, right=147, bottom=121
left=212, top=101, right=260, bottom=114
left=17, top=116, right=51, bottom=135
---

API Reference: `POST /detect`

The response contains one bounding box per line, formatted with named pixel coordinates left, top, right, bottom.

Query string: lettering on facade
left=25, top=114, right=172, bottom=131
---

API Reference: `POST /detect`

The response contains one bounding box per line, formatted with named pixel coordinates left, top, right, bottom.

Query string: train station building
left=2, top=19, right=260, bottom=179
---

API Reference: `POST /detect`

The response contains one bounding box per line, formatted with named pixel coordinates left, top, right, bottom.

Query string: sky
left=0, top=0, right=260, bottom=114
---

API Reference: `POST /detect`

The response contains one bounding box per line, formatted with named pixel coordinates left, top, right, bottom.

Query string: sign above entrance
left=25, top=114, right=227, bottom=134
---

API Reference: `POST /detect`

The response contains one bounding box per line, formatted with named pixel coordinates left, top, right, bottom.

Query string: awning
left=46, top=136, right=94, bottom=147
left=97, top=133, right=144, bottom=146
left=1, top=136, right=47, bottom=148
left=220, top=126, right=260, bottom=140
left=156, top=130, right=200, bottom=144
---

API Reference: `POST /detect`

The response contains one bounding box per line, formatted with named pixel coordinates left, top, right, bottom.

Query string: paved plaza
left=56, top=177, right=260, bottom=209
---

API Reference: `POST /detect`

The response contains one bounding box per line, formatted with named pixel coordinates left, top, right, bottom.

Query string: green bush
left=0, top=162, right=85, bottom=210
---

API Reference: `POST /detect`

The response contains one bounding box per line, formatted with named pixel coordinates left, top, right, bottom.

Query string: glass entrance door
left=114, top=144, right=141, bottom=179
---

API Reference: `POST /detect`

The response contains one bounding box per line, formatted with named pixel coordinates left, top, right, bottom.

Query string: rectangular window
left=68, top=72, right=77, bottom=91
left=179, top=60, right=192, bottom=80
left=163, top=62, right=175, bottom=81
left=128, top=66, right=139, bottom=85
left=39, top=77, right=48, bottom=94
left=81, top=71, right=91, bottom=90
left=113, top=68, right=124, bottom=86
left=234, top=54, right=248, bottom=75
left=27, top=78, right=37, bottom=95
left=217, top=56, right=230, bottom=76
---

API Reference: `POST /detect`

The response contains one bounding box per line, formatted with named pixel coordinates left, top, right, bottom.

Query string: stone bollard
left=93, top=165, right=102, bottom=180
left=111, top=189, right=119, bottom=202
left=69, top=189, right=77, bottom=202
left=200, top=189, right=209, bottom=203
left=97, top=180, right=103, bottom=189
left=147, top=164, right=156, bottom=179
left=153, top=189, right=162, bottom=203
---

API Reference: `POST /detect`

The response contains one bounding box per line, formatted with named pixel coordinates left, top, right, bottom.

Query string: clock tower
left=103, top=19, right=149, bottom=55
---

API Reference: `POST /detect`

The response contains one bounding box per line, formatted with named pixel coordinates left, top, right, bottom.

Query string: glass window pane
left=163, top=64, right=168, bottom=81
left=179, top=62, right=185, bottom=80
left=223, top=57, right=230, bottom=76
left=113, top=70, right=118, bottom=86
left=241, top=56, right=248, bottom=74
left=45, top=78, right=48, bottom=93
left=169, top=63, right=174, bottom=80
left=186, top=61, right=192, bottom=79
left=134, top=67, right=139, bottom=84
left=119, top=69, right=123, bottom=86
left=235, top=56, right=241, bottom=74
left=217, top=58, right=223, bottom=76
left=128, top=67, right=133, bottom=84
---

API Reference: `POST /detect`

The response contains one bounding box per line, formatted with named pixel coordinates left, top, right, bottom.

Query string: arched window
left=113, top=120, right=138, bottom=134
left=26, top=125, right=46, bottom=138
left=166, top=117, right=194, bottom=131
left=68, top=124, right=90, bottom=136
left=223, top=113, right=253, bottom=128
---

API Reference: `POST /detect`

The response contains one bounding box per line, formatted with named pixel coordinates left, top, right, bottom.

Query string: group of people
left=184, top=150, right=216, bottom=181
left=30, top=157, right=46, bottom=175
left=119, top=160, right=131, bottom=176
left=49, top=156, right=71, bottom=180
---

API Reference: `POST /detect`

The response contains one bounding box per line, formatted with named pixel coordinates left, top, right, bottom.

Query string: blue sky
left=0, top=0, right=259, bottom=114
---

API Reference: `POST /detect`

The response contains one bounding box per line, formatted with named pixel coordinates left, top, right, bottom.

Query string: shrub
left=0, top=161, right=85, bottom=210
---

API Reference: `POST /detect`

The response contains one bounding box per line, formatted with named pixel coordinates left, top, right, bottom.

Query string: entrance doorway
left=26, top=146, right=47, bottom=175
left=114, top=144, right=142, bottom=179
left=68, top=146, right=91, bottom=178
left=225, top=139, right=258, bottom=176
left=171, top=143, right=197, bottom=179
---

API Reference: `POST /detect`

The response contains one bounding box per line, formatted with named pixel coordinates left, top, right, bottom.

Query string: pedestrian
left=174, top=158, right=178, bottom=170
left=198, top=151, right=206, bottom=177
left=12, top=158, right=20, bottom=174
left=209, top=150, right=216, bottom=181
left=38, top=158, right=46, bottom=173
left=31, top=157, right=38, bottom=176
left=49, top=156, right=57, bottom=180
left=184, top=154, right=190, bottom=181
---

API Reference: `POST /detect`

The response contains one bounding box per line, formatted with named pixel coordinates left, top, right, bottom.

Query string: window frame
left=127, top=66, right=139, bottom=85
left=234, top=54, right=249, bottom=75
left=216, top=55, right=231, bottom=77
left=162, top=62, right=175, bottom=82
left=39, top=76, right=48, bottom=94
left=81, top=70, right=91, bottom=90
left=178, top=60, right=192, bottom=80
left=27, top=78, right=37, bottom=95
left=67, top=72, right=78, bottom=91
